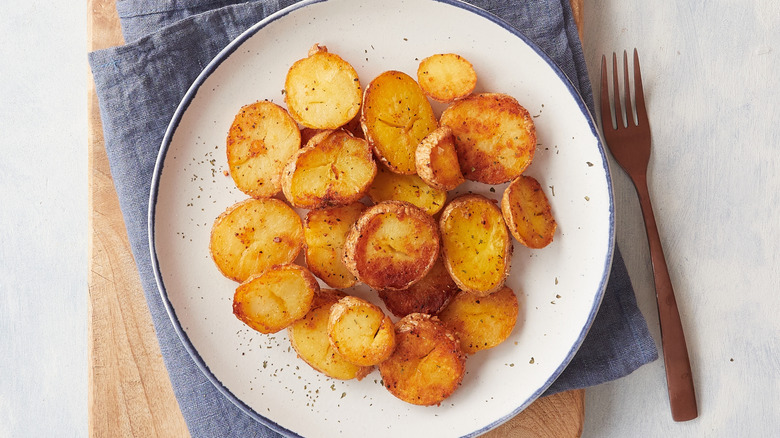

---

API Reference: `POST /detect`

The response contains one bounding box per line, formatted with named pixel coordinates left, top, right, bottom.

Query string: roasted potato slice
left=233, top=264, right=318, bottom=334
left=343, top=201, right=440, bottom=290
left=282, top=129, right=376, bottom=209
left=209, top=198, right=304, bottom=283
left=501, top=175, right=557, bottom=248
left=438, top=286, right=519, bottom=354
left=415, top=126, right=465, bottom=191
left=377, top=257, right=460, bottom=318
left=417, top=53, right=477, bottom=103
left=378, top=313, right=466, bottom=406
left=440, top=93, right=536, bottom=184
left=284, top=44, right=362, bottom=129
left=361, top=70, right=438, bottom=174
left=327, top=296, right=395, bottom=367
left=288, top=289, right=371, bottom=380
left=367, top=163, right=447, bottom=216
left=439, top=194, right=512, bottom=297
left=226, top=101, right=301, bottom=198
left=303, top=202, right=366, bottom=288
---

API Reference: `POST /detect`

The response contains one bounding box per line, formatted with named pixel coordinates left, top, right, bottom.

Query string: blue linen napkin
left=89, top=1, right=658, bottom=436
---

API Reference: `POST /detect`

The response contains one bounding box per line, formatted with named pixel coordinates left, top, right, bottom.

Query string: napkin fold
left=90, top=1, right=657, bottom=436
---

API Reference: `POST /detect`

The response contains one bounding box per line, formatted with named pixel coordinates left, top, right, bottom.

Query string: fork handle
left=633, top=173, right=698, bottom=422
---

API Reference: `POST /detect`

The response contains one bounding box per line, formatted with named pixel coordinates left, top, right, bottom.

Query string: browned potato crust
left=209, top=198, right=304, bottom=283
left=367, top=163, right=447, bottom=216
left=327, top=296, right=396, bottom=366
left=378, top=313, right=466, bottom=406
left=377, top=257, right=460, bottom=318
left=342, top=112, right=364, bottom=139
left=415, top=126, right=465, bottom=191
left=440, top=93, right=536, bottom=184
left=233, top=264, right=318, bottom=334
left=288, top=289, right=372, bottom=380
left=300, top=127, right=325, bottom=147
left=438, top=286, right=519, bottom=354
left=343, top=201, right=440, bottom=290
left=299, top=112, right=364, bottom=146
left=303, top=202, right=366, bottom=288
left=226, top=101, right=301, bottom=198
left=417, top=53, right=477, bottom=103
left=501, top=175, right=557, bottom=248
left=439, top=194, right=512, bottom=297
left=361, top=70, right=438, bottom=174
left=282, top=129, right=376, bottom=209
left=284, top=45, right=362, bottom=129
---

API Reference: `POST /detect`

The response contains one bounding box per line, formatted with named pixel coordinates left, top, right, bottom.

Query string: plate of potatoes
left=149, top=0, right=614, bottom=436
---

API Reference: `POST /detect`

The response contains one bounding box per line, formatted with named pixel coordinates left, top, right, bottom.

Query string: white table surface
left=1, top=0, right=778, bottom=437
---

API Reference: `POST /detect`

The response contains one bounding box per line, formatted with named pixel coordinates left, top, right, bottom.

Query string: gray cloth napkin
left=90, top=1, right=657, bottom=436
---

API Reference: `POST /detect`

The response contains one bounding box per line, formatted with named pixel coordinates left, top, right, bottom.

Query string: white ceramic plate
left=150, top=0, right=614, bottom=436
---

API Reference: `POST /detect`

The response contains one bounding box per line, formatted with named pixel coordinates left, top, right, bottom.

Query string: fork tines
left=600, top=49, right=648, bottom=131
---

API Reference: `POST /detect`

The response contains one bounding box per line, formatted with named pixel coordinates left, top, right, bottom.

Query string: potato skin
left=281, top=129, right=376, bottom=209
left=327, top=296, right=396, bottom=367
left=415, top=125, right=465, bottom=191
left=284, top=45, right=362, bottom=130
left=209, top=198, right=304, bottom=283
left=226, top=101, right=301, bottom=198
left=377, top=257, right=460, bottom=318
left=361, top=70, right=438, bottom=174
left=368, top=163, right=447, bottom=216
left=343, top=201, right=440, bottom=290
left=378, top=313, right=466, bottom=406
left=303, top=202, right=366, bottom=288
left=438, top=286, right=519, bottom=354
left=439, top=194, right=512, bottom=297
left=440, top=93, right=536, bottom=184
left=232, top=264, right=318, bottom=334
left=501, top=175, right=557, bottom=249
left=288, top=289, right=372, bottom=380
left=417, top=53, right=477, bottom=103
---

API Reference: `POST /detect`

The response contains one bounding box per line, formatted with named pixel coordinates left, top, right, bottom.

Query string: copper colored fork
left=599, top=49, right=698, bottom=422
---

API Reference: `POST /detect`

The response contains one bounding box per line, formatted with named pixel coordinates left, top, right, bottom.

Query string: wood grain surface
left=87, top=1, right=585, bottom=436
left=87, top=1, right=190, bottom=436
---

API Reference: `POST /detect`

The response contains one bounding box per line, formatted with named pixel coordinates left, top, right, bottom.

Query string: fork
left=599, top=49, right=698, bottom=422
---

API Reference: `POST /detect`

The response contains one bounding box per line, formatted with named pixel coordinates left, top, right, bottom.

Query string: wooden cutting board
left=87, top=1, right=585, bottom=436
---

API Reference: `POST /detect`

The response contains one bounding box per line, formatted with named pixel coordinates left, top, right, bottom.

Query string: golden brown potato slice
left=378, top=313, right=466, bottom=406
left=282, top=129, right=376, bottom=209
left=417, top=53, right=477, bottom=103
left=377, top=257, right=460, bottom=318
left=501, top=175, right=557, bottom=249
left=288, top=289, right=371, bottom=380
left=226, top=101, right=301, bottom=198
left=415, top=126, right=465, bottom=191
left=440, top=93, right=536, bottom=184
left=233, top=264, right=318, bottom=334
left=209, top=198, right=304, bottom=283
left=439, top=194, right=512, bottom=297
left=343, top=201, right=440, bottom=290
left=367, top=163, right=447, bottom=216
left=303, top=202, right=366, bottom=288
left=327, top=296, right=395, bottom=366
left=361, top=70, right=438, bottom=174
left=438, top=286, right=519, bottom=354
left=284, top=44, right=362, bottom=129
